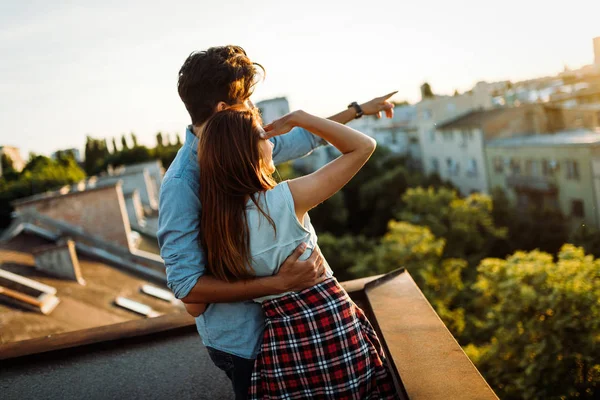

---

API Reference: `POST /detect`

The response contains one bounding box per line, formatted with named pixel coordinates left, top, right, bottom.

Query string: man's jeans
left=206, top=347, right=255, bottom=400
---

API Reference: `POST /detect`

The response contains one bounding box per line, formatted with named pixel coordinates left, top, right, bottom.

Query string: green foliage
left=1, top=154, right=19, bottom=181
left=353, top=221, right=466, bottom=335
left=491, top=187, right=569, bottom=256
left=468, top=245, right=600, bottom=399
left=0, top=155, right=86, bottom=228
left=571, top=224, right=600, bottom=258
left=310, top=192, right=349, bottom=236
left=337, top=147, right=451, bottom=237
left=317, top=233, right=376, bottom=282
left=399, top=187, right=507, bottom=267
left=421, top=82, right=435, bottom=99
left=84, top=136, right=110, bottom=175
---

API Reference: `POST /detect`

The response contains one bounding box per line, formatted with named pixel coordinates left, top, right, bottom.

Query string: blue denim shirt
left=157, top=125, right=325, bottom=359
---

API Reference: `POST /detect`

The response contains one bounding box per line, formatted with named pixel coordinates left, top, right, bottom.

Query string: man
left=158, top=45, right=395, bottom=399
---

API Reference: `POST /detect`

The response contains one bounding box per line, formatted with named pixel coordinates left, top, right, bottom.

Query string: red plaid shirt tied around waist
left=249, top=277, right=399, bottom=400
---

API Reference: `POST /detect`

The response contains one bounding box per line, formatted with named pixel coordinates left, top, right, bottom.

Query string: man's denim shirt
left=158, top=125, right=325, bottom=359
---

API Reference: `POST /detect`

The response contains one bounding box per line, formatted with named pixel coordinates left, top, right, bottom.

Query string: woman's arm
left=281, top=111, right=376, bottom=220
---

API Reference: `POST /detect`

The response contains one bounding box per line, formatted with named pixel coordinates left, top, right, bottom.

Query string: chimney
left=33, top=239, right=86, bottom=285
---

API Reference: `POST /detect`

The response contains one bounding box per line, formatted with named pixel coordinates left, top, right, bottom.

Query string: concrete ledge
left=365, top=270, right=498, bottom=400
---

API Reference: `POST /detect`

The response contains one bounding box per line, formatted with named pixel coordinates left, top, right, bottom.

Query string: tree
left=317, top=233, right=376, bottom=282
left=111, top=137, right=118, bottom=154
left=491, top=188, right=569, bottom=256
left=421, top=82, right=435, bottom=99
left=175, top=133, right=182, bottom=146
left=309, top=191, right=349, bottom=236
left=121, top=135, right=129, bottom=151
left=571, top=224, right=600, bottom=258
left=353, top=221, right=467, bottom=335
left=398, top=187, right=507, bottom=268
left=156, top=132, right=164, bottom=148
left=1, top=154, right=18, bottom=181
left=0, top=155, right=86, bottom=228
left=466, top=245, right=600, bottom=400
left=84, top=136, right=105, bottom=175
left=131, top=132, right=138, bottom=147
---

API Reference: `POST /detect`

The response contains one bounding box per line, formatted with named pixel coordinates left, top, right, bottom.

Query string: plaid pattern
left=248, top=278, right=399, bottom=400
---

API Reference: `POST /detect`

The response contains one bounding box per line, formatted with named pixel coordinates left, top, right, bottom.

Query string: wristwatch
left=348, top=102, right=364, bottom=119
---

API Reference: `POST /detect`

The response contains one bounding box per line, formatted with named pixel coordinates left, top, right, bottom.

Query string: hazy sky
left=1, top=0, right=599, bottom=157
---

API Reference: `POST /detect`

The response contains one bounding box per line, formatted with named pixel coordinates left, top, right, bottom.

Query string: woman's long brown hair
left=198, top=106, right=277, bottom=282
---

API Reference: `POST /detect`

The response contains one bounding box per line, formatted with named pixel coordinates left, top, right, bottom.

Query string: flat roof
left=0, top=233, right=181, bottom=345
left=486, top=129, right=600, bottom=148
left=1, top=269, right=498, bottom=400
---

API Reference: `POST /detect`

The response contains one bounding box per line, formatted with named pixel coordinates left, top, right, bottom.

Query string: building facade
left=255, top=97, right=290, bottom=124
left=485, top=130, right=600, bottom=229
left=417, top=82, right=498, bottom=179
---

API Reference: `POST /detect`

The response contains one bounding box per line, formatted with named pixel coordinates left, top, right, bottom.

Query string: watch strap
left=348, top=102, right=364, bottom=119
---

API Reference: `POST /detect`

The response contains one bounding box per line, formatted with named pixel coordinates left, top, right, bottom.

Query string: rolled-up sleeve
left=271, top=127, right=327, bottom=165
left=157, top=177, right=205, bottom=299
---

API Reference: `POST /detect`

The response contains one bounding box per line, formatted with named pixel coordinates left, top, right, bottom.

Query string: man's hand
left=274, top=243, right=326, bottom=292
left=361, top=91, right=397, bottom=119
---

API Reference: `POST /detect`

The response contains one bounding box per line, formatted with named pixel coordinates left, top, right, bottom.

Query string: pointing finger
left=379, top=91, right=398, bottom=100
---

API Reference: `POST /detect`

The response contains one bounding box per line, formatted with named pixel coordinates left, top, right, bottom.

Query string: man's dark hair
left=178, top=45, right=264, bottom=126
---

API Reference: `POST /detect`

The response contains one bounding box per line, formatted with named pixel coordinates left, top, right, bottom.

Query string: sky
left=1, top=0, right=599, bottom=157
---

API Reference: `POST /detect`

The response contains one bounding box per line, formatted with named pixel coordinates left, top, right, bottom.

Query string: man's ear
left=215, top=101, right=229, bottom=112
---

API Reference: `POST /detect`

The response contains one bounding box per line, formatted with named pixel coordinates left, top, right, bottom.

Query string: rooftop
left=0, top=268, right=498, bottom=400
left=0, top=231, right=181, bottom=344
left=435, top=105, right=551, bottom=131
left=486, top=128, right=600, bottom=148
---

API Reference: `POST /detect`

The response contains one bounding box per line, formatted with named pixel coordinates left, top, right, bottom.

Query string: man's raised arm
left=266, top=91, right=397, bottom=160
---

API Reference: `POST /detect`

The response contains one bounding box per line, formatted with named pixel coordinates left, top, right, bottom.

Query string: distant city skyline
left=1, top=0, right=599, bottom=157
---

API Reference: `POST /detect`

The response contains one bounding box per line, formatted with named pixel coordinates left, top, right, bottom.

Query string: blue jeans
left=206, top=347, right=255, bottom=400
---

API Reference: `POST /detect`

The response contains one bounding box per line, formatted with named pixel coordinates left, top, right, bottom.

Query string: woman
left=198, top=105, right=398, bottom=399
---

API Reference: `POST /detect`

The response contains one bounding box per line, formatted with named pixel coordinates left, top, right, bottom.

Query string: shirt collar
left=185, top=125, right=199, bottom=155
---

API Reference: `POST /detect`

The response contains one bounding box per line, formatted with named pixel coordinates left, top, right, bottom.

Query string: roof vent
left=114, top=296, right=161, bottom=317
left=0, top=269, right=60, bottom=314
left=140, top=285, right=176, bottom=303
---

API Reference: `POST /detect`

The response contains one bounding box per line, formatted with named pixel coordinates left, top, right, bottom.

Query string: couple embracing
left=158, top=45, right=399, bottom=399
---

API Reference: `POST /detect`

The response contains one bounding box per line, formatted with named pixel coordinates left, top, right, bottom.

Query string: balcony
left=0, top=270, right=498, bottom=400
left=506, top=174, right=558, bottom=193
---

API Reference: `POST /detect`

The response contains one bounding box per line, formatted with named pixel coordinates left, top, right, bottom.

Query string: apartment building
left=485, top=129, right=600, bottom=229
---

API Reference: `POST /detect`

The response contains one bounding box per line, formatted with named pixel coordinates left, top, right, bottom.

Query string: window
left=467, top=158, right=478, bottom=177
left=510, top=158, right=521, bottom=174
left=428, top=128, right=436, bottom=143
left=431, top=158, right=440, bottom=174
left=446, top=158, right=459, bottom=176
left=542, top=159, right=559, bottom=176
left=566, top=160, right=580, bottom=180
left=421, top=109, right=432, bottom=120
left=571, top=199, right=585, bottom=218
left=460, top=131, right=468, bottom=147
left=525, top=160, right=541, bottom=176
left=493, top=156, right=504, bottom=174
left=443, top=131, right=454, bottom=142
